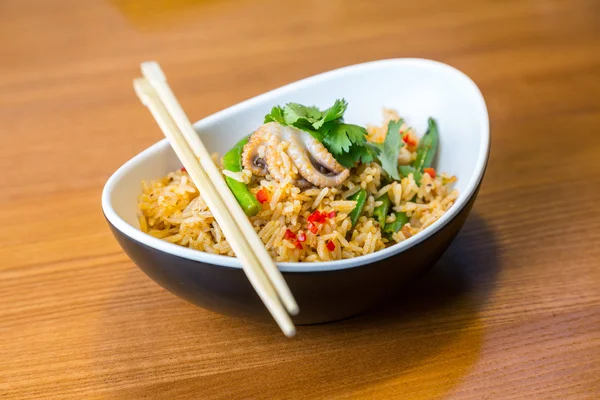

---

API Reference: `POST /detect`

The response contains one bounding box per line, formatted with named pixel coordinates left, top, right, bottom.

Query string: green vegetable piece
left=383, top=212, right=410, bottom=234
left=412, top=117, right=439, bottom=171
left=372, top=119, right=404, bottom=180
left=398, top=165, right=423, bottom=186
left=317, top=99, right=347, bottom=129
left=283, top=103, right=323, bottom=127
left=322, top=123, right=373, bottom=168
left=264, top=106, right=286, bottom=125
left=223, top=136, right=261, bottom=217
left=348, top=189, right=368, bottom=228
left=280, top=99, right=347, bottom=130
left=322, top=122, right=365, bottom=154
left=373, top=194, right=391, bottom=229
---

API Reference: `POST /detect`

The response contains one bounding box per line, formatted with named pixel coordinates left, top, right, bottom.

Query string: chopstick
left=140, top=62, right=299, bottom=317
left=133, top=77, right=297, bottom=337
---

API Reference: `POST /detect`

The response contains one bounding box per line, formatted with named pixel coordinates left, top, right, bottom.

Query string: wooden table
left=1, top=0, right=599, bottom=398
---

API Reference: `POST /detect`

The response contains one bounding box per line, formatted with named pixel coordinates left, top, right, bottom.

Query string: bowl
left=102, top=58, right=489, bottom=324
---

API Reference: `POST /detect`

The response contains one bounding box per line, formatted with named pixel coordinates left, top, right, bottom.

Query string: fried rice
left=137, top=109, right=458, bottom=262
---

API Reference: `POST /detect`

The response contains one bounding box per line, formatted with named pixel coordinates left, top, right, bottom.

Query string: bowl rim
left=102, top=58, right=489, bottom=273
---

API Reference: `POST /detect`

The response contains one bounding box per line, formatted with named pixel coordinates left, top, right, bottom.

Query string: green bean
left=383, top=212, right=410, bottom=235
left=373, top=194, right=391, bottom=230
left=412, top=117, right=439, bottom=171
left=223, top=136, right=261, bottom=217
left=398, top=165, right=423, bottom=186
left=348, top=189, right=368, bottom=228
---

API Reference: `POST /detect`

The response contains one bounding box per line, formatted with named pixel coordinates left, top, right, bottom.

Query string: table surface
left=1, top=0, right=599, bottom=398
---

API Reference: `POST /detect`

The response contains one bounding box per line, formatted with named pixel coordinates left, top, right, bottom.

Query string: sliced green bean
left=223, top=136, right=261, bottom=217
left=383, top=212, right=410, bottom=235
left=398, top=165, right=423, bottom=186
left=412, top=117, right=439, bottom=171
left=373, top=194, right=391, bottom=229
left=348, top=189, right=368, bottom=228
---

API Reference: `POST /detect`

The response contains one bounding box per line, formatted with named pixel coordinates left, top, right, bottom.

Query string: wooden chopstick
left=133, top=78, right=296, bottom=337
left=140, top=61, right=299, bottom=316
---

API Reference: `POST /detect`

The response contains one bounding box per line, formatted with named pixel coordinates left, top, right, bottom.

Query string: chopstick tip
left=284, top=326, right=296, bottom=338
left=288, top=305, right=300, bottom=316
left=141, top=61, right=167, bottom=83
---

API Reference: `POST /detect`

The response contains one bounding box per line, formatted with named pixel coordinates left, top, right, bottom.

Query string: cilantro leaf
left=355, top=143, right=377, bottom=165
left=264, top=106, right=286, bottom=125
left=332, top=150, right=359, bottom=169
left=322, top=132, right=351, bottom=154
left=362, top=143, right=380, bottom=164
left=313, top=99, right=347, bottom=129
left=331, top=143, right=375, bottom=168
left=322, top=123, right=360, bottom=154
left=281, top=99, right=347, bottom=130
left=322, top=123, right=370, bottom=167
left=283, top=103, right=323, bottom=126
left=373, top=119, right=404, bottom=180
left=265, top=103, right=323, bottom=140
left=342, top=123, right=368, bottom=145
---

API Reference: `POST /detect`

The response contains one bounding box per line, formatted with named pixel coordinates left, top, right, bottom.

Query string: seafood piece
left=242, top=122, right=349, bottom=188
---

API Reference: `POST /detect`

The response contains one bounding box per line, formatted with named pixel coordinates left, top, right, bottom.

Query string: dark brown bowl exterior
left=107, top=185, right=479, bottom=325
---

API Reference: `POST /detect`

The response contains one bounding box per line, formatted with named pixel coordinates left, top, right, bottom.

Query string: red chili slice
left=423, top=167, right=436, bottom=178
left=328, top=211, right=336, bottom=219
left=307, top=210, right=322, bottom=223
left=326, top=240, right=336, bottom=251
left=403, top=132, right=417, bottom=146
left=284, top=229, right=297, bottom=240
left=307, top=222, right=318, bottom=234
left=256, top=188, right=269, bottom=204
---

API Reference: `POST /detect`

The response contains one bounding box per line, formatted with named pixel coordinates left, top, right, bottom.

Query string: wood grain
left=1, top=0, right=599, bottom=398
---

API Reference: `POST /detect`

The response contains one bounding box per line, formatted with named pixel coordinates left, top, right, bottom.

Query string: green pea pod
left=383, top=212, right=410, bottom=234
left=412, top=117, right=439, bottom=171
left=373, top=194, right=391, bottom=229
left=348, top=189, right=368, bottom=228
left=398, top=165, right=423, bottom=186
left=223, top=136, right=261, bottom=217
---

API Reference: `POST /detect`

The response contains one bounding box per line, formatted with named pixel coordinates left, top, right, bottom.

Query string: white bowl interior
left=103, top=59, right=488, bottom=272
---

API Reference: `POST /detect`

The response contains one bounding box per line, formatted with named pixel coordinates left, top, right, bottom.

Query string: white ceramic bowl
left=103, top=59, right=489, bottom=323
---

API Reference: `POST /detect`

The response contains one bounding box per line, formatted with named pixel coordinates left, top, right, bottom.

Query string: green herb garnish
left=370, top=119, right=404, bottom=180
left=264, top=99, right=376, bottom=168
left=399, top=165, right=423, bottom=185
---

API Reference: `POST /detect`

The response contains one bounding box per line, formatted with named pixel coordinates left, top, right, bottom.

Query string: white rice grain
left=375, top=184, right=392, bottom=199
left=312, top=187, right=329, bottom=209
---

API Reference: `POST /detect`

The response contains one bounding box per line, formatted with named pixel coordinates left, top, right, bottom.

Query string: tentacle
left=300, top=131, right=347, bottom=174
left=286, top=128, right=350, bottom=188
left=241, top=127, right=269, bottom=176
left=263, top=127, right=288, bottom=183
left=242, top=122, right=349, bottom=188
